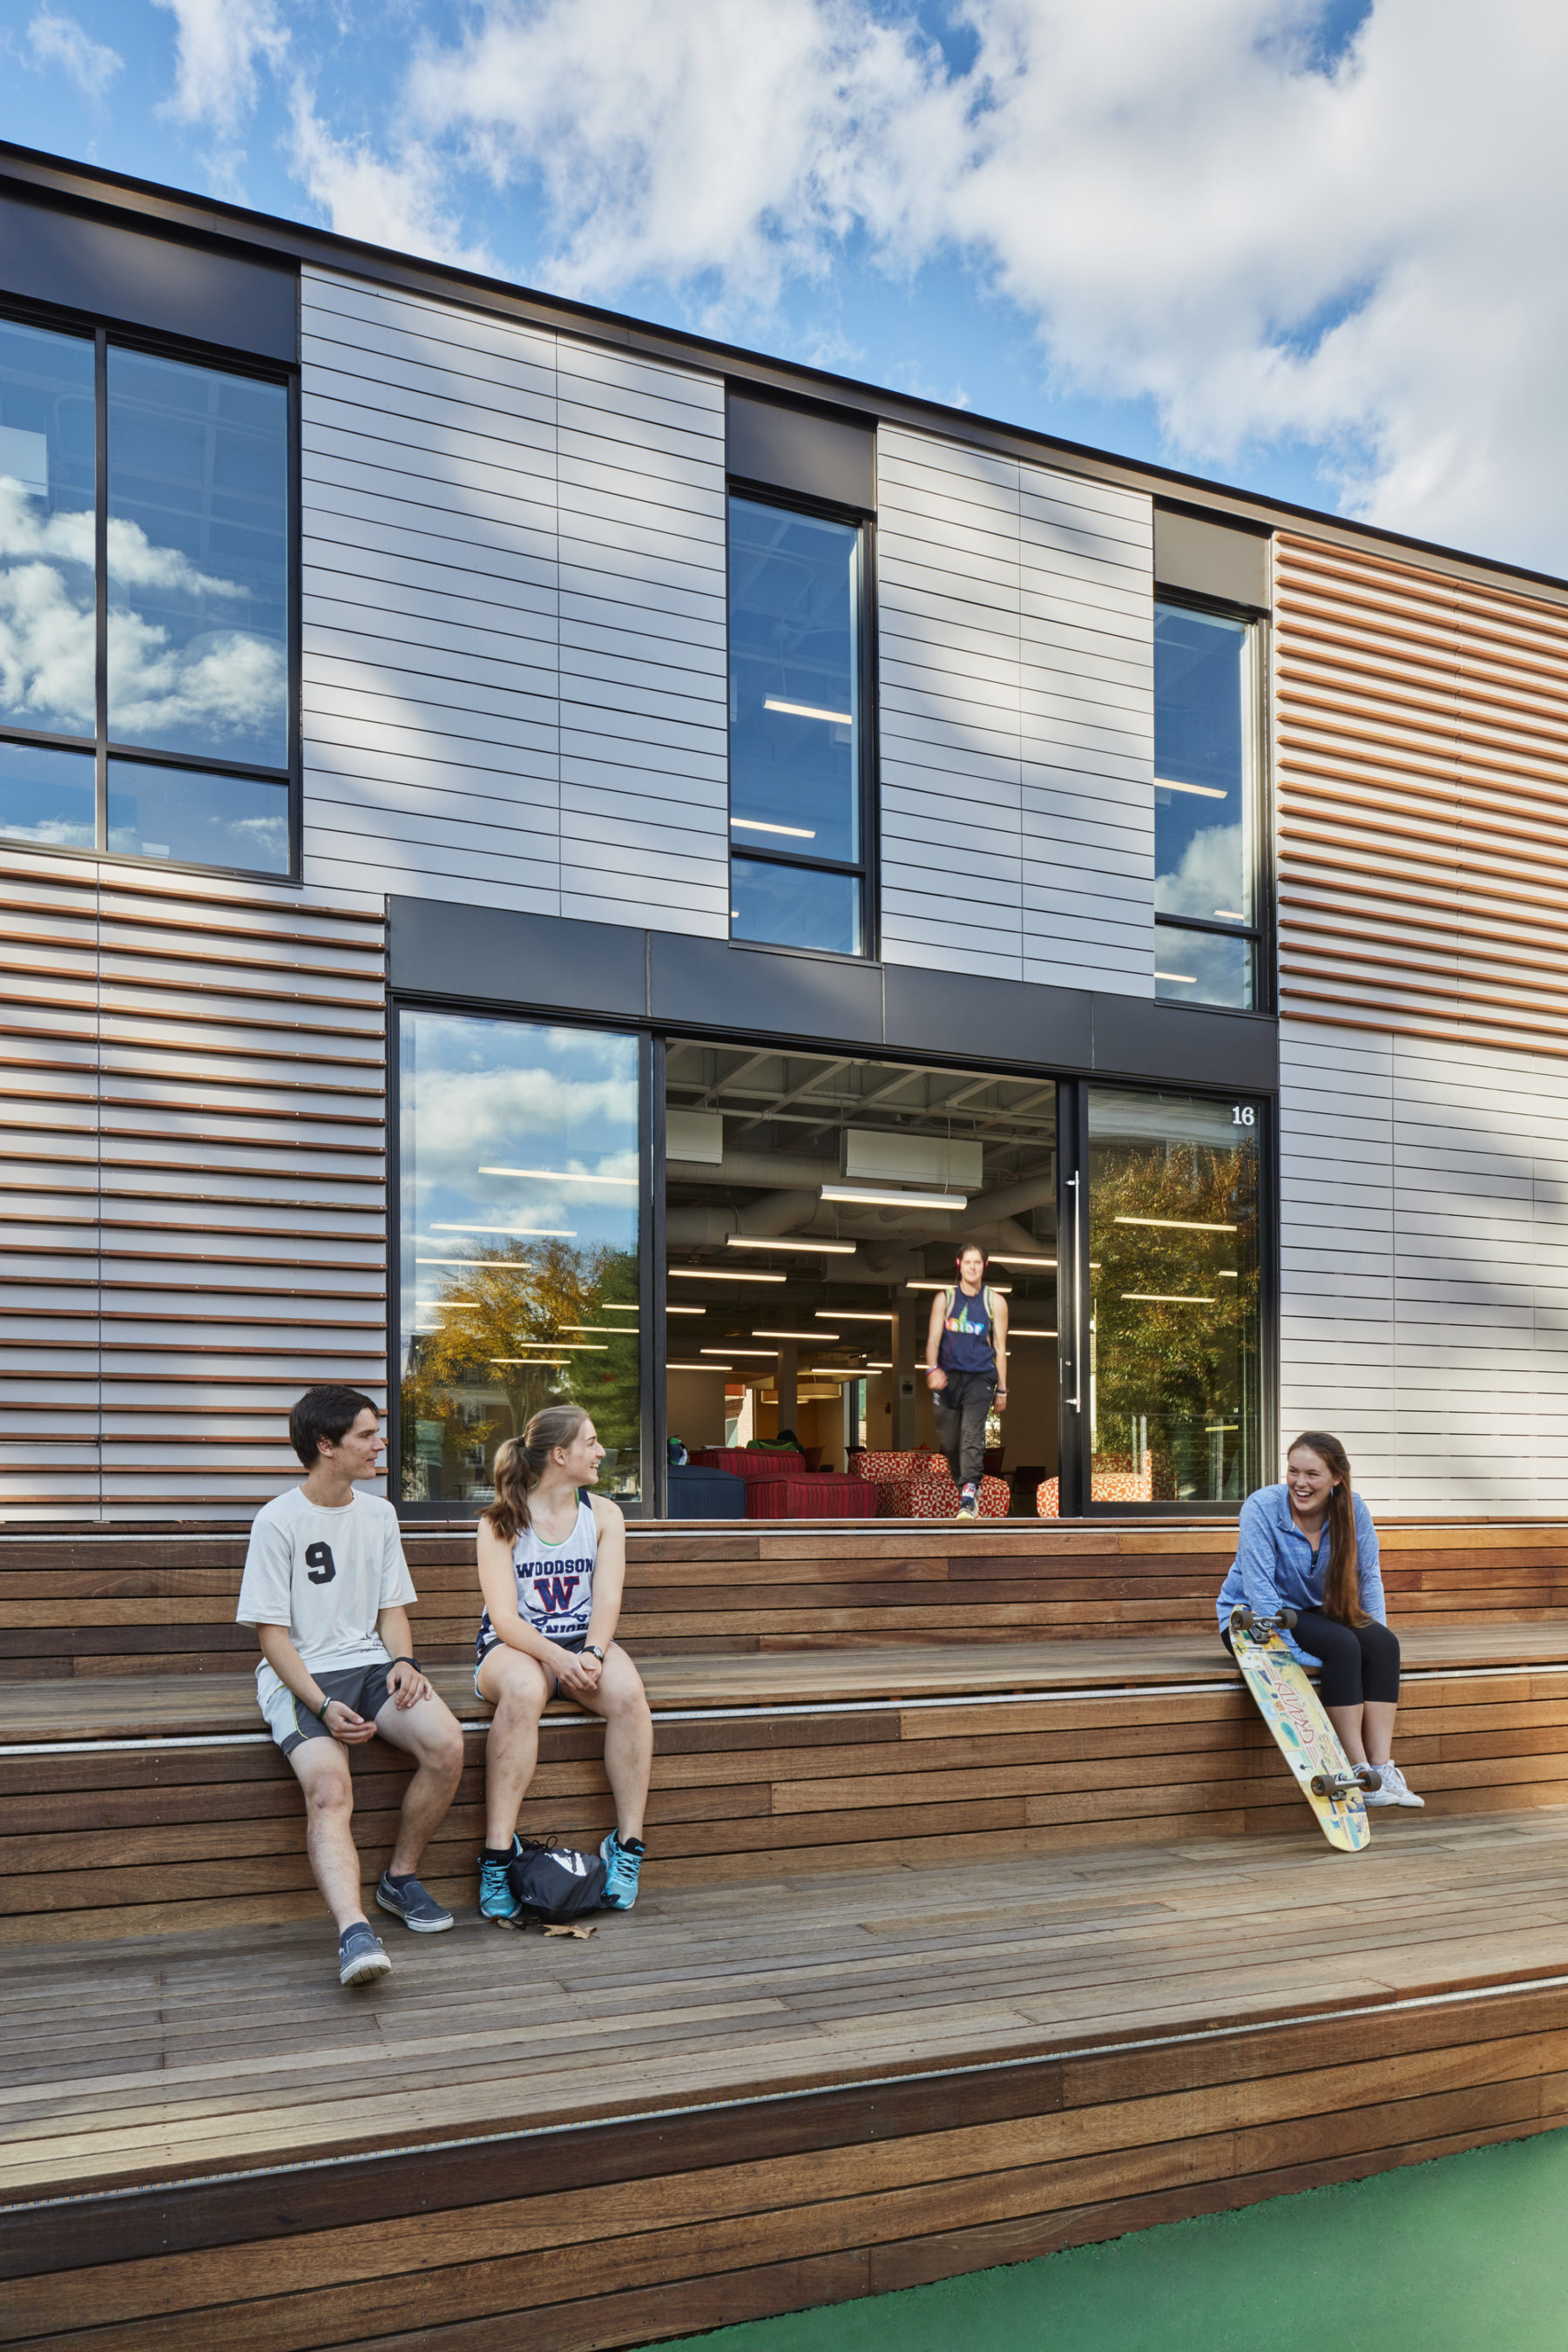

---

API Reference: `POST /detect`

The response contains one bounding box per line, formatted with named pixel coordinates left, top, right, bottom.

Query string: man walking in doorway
left=925, top=1242, right=1009, bottom=1521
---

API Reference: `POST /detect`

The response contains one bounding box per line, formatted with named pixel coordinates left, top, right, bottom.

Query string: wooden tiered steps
left=6, top=1517, right=1568, bottom=2348
left=8, top=1818, right=1568, bottom=2349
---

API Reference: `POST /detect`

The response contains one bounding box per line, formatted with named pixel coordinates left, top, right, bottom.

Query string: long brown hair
left=482, top=1405, right=591, bottom=1544
left=1289, top=1430, right=1365, bottom=1625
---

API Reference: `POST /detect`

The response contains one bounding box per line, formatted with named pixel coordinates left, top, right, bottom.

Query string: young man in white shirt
left=237, top=1387, right=465, bottom=1986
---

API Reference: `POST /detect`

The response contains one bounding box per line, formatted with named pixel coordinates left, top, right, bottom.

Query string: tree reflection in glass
left=399, top=1011, right=641, bottom=1505
left=1087, top=1088, right=1260, bottom=1504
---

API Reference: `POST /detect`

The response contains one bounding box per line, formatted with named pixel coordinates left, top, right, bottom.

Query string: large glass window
left=664, top=1044, right=1058, bottom=1508
left=728, top=495, right=864, bottom=953
left=1153, top=600, right=1260, bottom=1009
left=398, top=1010, right=642, bottom=1508
left=1086, top=1087, right=1261, bottom=1504
left=0, top=314, right=290, bottom=875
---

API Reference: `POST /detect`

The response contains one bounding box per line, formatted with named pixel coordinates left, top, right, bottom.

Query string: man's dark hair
left=289, top=1386, right=379, bottom=1469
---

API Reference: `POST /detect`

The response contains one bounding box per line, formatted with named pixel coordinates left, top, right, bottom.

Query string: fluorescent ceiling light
left=1115, top=1216, right=1237, bottom=1233
left=732, top=818, right=816, bottom=839
left=416, top=1256, right=535, bottom=1269
left=905, top=1280, right=1010, bottom=1293
left=561, top=1324, right=638, bottom=1334
left=1212, top=909, right=1247, bottom=922
left=763, top=697, right=854, bottom=724
left=703, top=1346, right=776, bottom=1357
left=430, top=1223, right=576, bottom=1238
left=985, top=1254, right=1057, bottom=1268
left=1122, top=1293, right=1215, bottom=1305
left=753, top=1329, right=834, bottom=1340
left=490, top=1357, right=568, bottom=1366
left=666, top=1304, right=704, bottom=1315
left=820, top=1184, right=968, bottom=1211
left=1009, top=1328, right=1058, bottom=1338
left=668, top=1267, right=786, bottom=1282
left=807, top=1367, right=868, bottom=1378
left=1219, top=1271, right=1239, bottom=1280
left=727, top=1235, right=857, bottom=1255
left=824, top=1309, right=893, bottom=1321
left=668, top=1361, right=729, bottom=1371
left=1157, top=778, right=1227, bottom=799
left=478, top=1166, right=637, bottom=1186
left=414, top=1301, right=479, bottom=1311
left=1153, top=971, right=1196, bottom=985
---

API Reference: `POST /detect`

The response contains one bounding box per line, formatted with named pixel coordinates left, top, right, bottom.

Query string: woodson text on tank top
left=476, top=1491, right=597, bottom=1649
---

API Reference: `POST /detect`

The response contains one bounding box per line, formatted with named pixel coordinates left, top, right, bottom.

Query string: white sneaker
left=1363, top=1762, right=1424, bottom=1809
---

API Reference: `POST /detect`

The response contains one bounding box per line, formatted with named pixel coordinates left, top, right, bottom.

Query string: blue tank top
left=476, top=1492, right=597, bottom=1656
left=937, top=1284, right=997, bottom=1375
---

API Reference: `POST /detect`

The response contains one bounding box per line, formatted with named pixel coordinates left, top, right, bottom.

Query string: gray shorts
left=262, top=1662, right=395, bottom=1756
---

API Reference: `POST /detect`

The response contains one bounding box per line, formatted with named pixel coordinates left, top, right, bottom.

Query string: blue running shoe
left=479, top=1837, right=521, bottom=1923
left=599, top=1830, right=645, bottom=1910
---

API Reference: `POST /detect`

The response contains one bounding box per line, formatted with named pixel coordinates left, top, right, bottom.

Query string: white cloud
left=26, top=7, right=122, bottom=100
left=153, top=0, right=287, bottom=128
left=287, top=84, right=498, bottom=274
left=0, top=483, right=283, bottom=745
left=371, top=0, right=1568, bottom=569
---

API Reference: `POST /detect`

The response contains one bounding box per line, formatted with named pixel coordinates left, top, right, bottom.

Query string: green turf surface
left=663, top=2126, right=1568, bottom=2351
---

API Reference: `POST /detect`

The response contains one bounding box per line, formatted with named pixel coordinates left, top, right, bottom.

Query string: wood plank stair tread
left=9, top=1623, right=1568, bottom=1746
left=4, top=1807, right=1568, bottom=2205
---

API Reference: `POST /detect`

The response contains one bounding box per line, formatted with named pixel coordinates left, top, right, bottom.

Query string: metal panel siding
left=876, top=426, right=1155, bottom=993
left=299, top=271, right=728, bottom=930
left=0, top=858, right=386, bottom=1521
left=1279, top=1016, right=1568, bottom=1512
left=1275, top=531, right=1568, bottom=1053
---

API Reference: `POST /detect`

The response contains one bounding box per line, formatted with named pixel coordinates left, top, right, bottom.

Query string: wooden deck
left=6, top=1814, right=1568, bottom=2347
left=7, top=1520, right=1568, bottom=2345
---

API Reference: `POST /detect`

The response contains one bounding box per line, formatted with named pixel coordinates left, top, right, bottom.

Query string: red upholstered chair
left=688, top=1447, right=800, bottom=1483
left=852, top=1450, right=1010, bottom=1519
left=743, top=1472, right=878, bottom=1520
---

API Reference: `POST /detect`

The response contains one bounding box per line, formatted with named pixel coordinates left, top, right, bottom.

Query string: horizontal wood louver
left=1274, top=532, right=1568, bottom=1054
left=0, top=855, right=386, bottom=1520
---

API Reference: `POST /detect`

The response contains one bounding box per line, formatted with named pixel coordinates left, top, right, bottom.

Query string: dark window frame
left=0, top=291, right=300, bottom=887
left=724, top=478, right=879, bottom=961
left=1152, top=586, right=1274, bottom=1018
left=1057, top=1073, right=1277, bottom=1518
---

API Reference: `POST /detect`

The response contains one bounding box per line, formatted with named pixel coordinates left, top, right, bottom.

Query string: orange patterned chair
left=1036, top=1454, right=1174, bottom=1515
left=851, top=1450, right=1010, bottom=1520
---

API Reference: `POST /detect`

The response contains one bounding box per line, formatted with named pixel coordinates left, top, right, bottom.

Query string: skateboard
left=1227, top=1605, right=1380, bottom=1853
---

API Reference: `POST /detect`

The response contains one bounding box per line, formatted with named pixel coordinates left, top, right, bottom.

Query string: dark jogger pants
left=932, top=1369, right=996, bottom=1491
left=1225, top=1608, right=1401, bottom=1707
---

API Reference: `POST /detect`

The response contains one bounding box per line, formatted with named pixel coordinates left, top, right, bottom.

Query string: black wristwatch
left=584, top=1644, right=605, bottom=1662
left=388, top=1653, right=422, bottom=1673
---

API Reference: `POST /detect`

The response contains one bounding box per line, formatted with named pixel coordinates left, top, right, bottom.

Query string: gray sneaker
left=376, top=1871, right=455, bottom=1932
left=338, top=1921, right=393, bottom=1986
left=1363, top=1762, right=1424, bottom=1809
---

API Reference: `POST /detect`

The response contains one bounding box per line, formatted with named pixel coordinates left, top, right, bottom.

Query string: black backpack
left=505, top=1835, right=608, bottom=1926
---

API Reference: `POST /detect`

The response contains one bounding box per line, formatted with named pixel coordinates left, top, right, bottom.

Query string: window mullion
left=93, top=328, right=107, bottom=855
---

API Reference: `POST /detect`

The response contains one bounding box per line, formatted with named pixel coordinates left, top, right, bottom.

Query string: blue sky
left=4, top=0, right=1565, bottom=575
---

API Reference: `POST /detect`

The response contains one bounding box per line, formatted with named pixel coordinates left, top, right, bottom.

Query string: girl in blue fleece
left=1217, top=1430, right=1423, bottom=1808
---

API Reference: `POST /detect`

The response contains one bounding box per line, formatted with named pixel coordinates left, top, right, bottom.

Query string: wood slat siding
left=0, top=856, right=386, bottom=1520
left=300, top=268, right=730, bottom=930
left=876, top=426, right=1154, bottom=992
left=1274, top=530, right=1568, bottom=1051
left=1279, top=1019, right=1568, bottom=1511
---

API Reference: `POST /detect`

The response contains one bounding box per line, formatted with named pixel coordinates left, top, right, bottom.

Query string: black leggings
left=1226, top=1609, right=1401, bottom=1708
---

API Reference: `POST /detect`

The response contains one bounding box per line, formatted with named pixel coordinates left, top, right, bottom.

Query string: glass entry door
left=1059, top=1085, right=1266, bottom=1510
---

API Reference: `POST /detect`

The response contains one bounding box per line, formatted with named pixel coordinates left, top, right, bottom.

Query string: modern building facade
left=3, top=141, right=1565, bottom=1523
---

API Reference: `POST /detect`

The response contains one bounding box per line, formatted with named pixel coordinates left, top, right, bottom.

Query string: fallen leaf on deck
left=544, top=1923, right=597, bottom=1939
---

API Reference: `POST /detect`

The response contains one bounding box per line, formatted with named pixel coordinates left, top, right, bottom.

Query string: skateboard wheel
left=1309, top=1774, right=1329, bottom=1796
left=1355, top=1766, right=1381, bottom=1793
